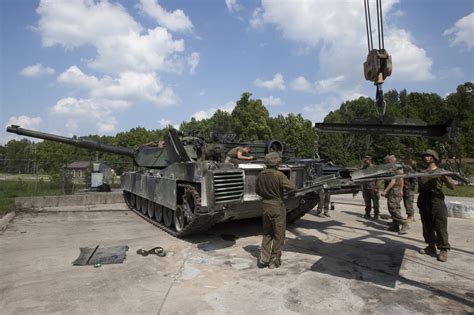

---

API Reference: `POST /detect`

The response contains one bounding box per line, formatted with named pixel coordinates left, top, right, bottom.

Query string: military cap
left=363, top=155, right=372, bottom=161
left=421, top=149, right=439, bottom=162
left=264, top=152, right=282, bottom=167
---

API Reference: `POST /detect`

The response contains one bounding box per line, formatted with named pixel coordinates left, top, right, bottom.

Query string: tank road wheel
left=147, top=201, right=155, bottom=218
left=174, top=206, right=187, bottom=232
left=163, top=208, right=174, bottom=227
left=141, top=198, right=148, bottom=215
left=175, top=185, right=201, bottom=231
left=155, top=204, right=163, bottom=222
left=136, top=196, right=142, bottom=211
left=129, top=193, right=136, bottom=208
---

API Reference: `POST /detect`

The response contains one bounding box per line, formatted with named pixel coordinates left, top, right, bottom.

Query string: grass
left=0, top=180, right=63, bottom=215
left=443, top=184, right=474, bottom=197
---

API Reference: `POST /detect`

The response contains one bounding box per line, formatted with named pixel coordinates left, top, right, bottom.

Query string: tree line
left=1, top=82, right=472, bottom=176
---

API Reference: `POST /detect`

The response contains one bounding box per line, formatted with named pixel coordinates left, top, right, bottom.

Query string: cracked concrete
left=1, top=194, right=473, bottom=314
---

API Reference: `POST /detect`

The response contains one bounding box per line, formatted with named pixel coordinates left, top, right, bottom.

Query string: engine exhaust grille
left=212, top=170, right=244, bottom=204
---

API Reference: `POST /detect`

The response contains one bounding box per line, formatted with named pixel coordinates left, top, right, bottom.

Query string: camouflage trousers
left=362, top=189, right=379, bottom=215
left=387, top=192, right=406, bottom=224
left=417, top=192, right=450, bottom=250
left=403, top=187, right=415, bottom=216
left=260, top=200, right=286, bottom=266
left=317, top=190, right=331, bottom=213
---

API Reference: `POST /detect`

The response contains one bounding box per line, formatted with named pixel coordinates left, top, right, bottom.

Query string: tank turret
left=6, top=125, right=194, bottom=169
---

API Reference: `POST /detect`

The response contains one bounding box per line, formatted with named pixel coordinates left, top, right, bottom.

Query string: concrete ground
left=1, top=194, right=473, bottom=314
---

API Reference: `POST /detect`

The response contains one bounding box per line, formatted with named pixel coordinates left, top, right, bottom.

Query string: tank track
left=286, top=196, right=319, bottom=223
left=123, top=184, right=222, bottom=237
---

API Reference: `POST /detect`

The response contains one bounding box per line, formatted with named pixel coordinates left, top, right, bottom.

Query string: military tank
left=6, top=125, right=345, bottom=237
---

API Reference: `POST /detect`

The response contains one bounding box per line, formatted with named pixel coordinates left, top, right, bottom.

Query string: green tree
left=231, top=92, right=272, bottom=141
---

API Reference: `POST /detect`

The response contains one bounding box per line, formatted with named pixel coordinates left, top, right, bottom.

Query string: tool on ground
left=136, top=247, right=166, bottom=257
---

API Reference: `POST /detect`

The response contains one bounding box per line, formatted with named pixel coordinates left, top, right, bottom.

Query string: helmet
left=264, top=152, right=282, bottom=167
left=421, top=149, right=439, bottom=162
left=363, top=155, right=372, bottom=161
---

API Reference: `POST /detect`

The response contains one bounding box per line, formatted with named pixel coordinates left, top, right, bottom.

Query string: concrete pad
left=1, top=195, right=473, bottom=314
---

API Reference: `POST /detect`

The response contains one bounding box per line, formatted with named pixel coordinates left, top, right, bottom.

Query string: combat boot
left=257, top=260, right=269, bottom=268
left=437, top=249, right=448, bottom=262
left=406, top=215, right=415, bottom=223
left=419, top=244, right=437, bottom=255
left=364, top=213, right=371, bottom=219
left=398, top=223, right=410, bottom=235
left=323, top=212, right=331, bottom=217
left=373, top=214, right=379, bottom=220
left=317, top=211, right=325, bottom=218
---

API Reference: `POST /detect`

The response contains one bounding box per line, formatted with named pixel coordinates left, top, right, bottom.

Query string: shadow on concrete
left=285, top=219, right=474, bottom=308
left=185, top=217, right=263, bottom=251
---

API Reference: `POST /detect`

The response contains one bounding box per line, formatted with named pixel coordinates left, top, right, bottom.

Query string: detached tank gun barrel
left=6, top=125, right=135, bottom=157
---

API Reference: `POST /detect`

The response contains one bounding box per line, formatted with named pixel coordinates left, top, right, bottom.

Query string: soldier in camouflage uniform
left=256, top=152, right=296, bottom=269
left=381, top=155, right=410, bottom=234
left=226, top=146, right=254, bottom=164
left=402, top=153, right=417, bottom=222
left=316, top=189, right=331, bottom=217
left=203, top=143, right=225, bottom=162
left=361, top=156, right=380, bottom=220
left=417, top=149, right=455, bottom=262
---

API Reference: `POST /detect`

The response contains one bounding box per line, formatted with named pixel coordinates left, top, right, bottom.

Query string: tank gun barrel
left=6, top=125, right=135, bottom=157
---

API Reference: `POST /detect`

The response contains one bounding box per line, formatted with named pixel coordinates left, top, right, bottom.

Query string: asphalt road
left=1, top=195, right=473, bottom=314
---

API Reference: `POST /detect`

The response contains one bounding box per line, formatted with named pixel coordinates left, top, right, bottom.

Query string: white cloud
left=187, top=52, right=200, bottom=74
left=250, top=8, right=265, bottom=30
left=57, top=66, right=99, bottom=90
left=191, top=101, right=235, bottom=121
left=290, top=74, right=364, bottom=101
left=138, top=0, right=193, bottom=33
left=3, top=116, right=43, bottom=144
left=303, top=98, right=341, bottom=123
left=50, top=97, right=131, bottom=133
left=387, top=28, right=435, bottom=81
left=57, top=66, right=179, bottom=107
left=19, top=63, right=55, bottom=77
left=261, top=96, right=282, bottom=106
left=36, top=0, right=190, bottom=75
left=97, top=118, right=118, bottom=133
left=444, top=12, right=474, bottom=51
left=254, top=73, right=285, bottom=90
left=88, top=27, right=185, bottom=74
left=37, top=0, right=142, bottom=49
left=6, top=115, right=42, bottom=129
left=314, top=75, right=345, bottom=93
left=65, top=119, right=78, bottom=131
left=252, top=0, right=433, bottom=85
left=290, top=76, right=312, bottom=92
left=226, top=0, right=243, bottom=13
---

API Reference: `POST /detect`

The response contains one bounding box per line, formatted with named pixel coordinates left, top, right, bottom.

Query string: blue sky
left=1, top=0, right=473, bottom=144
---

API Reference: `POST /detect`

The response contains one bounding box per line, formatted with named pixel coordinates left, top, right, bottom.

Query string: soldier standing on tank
left=381, top=155, right=410, bottom=234
left=402, top=152, right=417, bottom=222
left=417, top=149, right=455, bottom=262
left=256, top=152, right=296, bottom=269
left=226, top=146, right=254, bottom=164
left=361, top=156, right=380, bottom=220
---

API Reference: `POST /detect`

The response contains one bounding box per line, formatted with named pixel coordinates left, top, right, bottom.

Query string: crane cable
left=364, top=0, right=390, bottom=120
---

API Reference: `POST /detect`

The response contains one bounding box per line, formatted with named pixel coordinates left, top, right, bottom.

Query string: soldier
left=361, top=156, right=380, bottom=220
left=256, top=152, right=296, bottom=269
left=316, top=189, right=331, bottom=217
left=226, top=146, right=254, bottom=164
left=381, top=155, right=410, bottom=234
left=203, top=133, right=225, bottom=162
left=417, top=149, right=455, bottom=262
left=402, top=152, right=417, bottom=222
